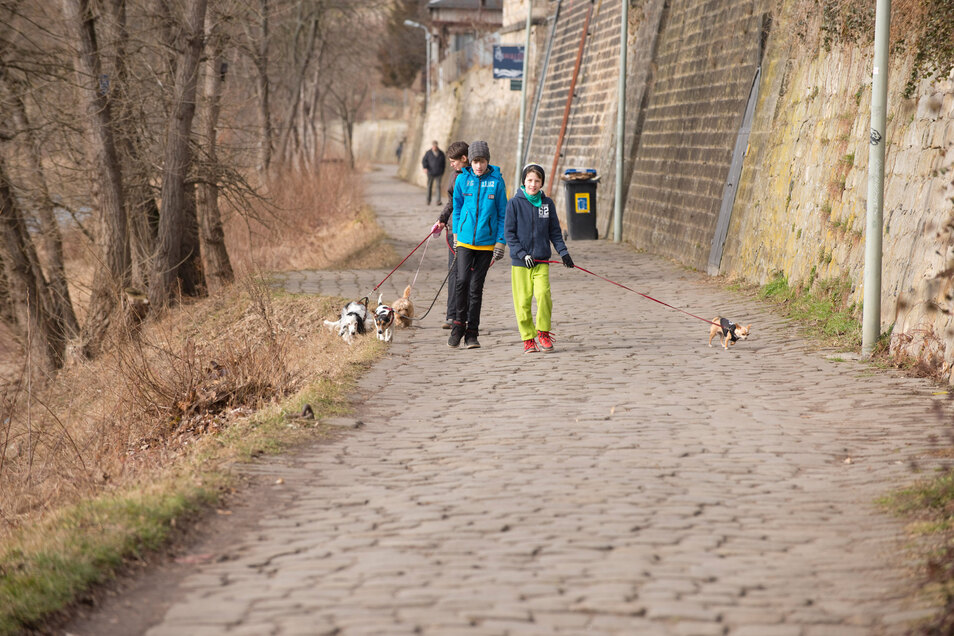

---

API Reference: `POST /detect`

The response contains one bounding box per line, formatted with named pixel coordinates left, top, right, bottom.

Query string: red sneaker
left=537, top=330, right=555, bottom=352
left=523, top=338, right=539, bottom=353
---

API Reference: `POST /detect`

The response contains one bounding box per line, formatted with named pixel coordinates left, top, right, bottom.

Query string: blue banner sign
left=493, top=45, right=524, bottom=79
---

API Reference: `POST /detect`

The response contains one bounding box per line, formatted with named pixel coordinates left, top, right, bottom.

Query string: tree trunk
left=197, top=26, right=234, bottom=292
left=0, top=157, right=64, bottom=372
left=256, top=0, right=271, bottom=175
left=149, top=0, right=208, bottom=308
left=0, top=69, right=81, bottom=341
left=61, top=0, right=130, bottom=358
left=181, top=182, right=203, bottom=297
left=105, top=0, right=159, bottom=294
left=0, top=253, right=12, bottom=326
left=276, top=16, right=318, bottom=165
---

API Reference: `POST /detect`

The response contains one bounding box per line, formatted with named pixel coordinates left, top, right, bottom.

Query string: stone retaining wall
left=622, top=0, right=767, bottom=268
left=399, top=0, right=954, bottom=378
left=525, top=0, right=622, bottom=229
left=721, top=0, right=954, bottom=377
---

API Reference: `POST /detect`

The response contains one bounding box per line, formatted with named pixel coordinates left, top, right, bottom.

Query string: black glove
left=524, top=254, right=535, bottom=269
left=562, top=253, right=574, bottom=268
left=493, top=242, right=505, bottom=261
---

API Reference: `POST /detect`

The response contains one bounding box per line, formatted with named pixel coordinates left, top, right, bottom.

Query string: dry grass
left=0, top=279, right=385, bottom=633
left=1, top=158, right=393, bottom=528
left=0, top=277, right=373, bottom=538
left=0, top=162, right=395, bottom=632
left=224, top=162, right=396, bottom=273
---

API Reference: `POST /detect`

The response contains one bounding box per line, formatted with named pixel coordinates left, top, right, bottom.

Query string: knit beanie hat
left=469, top=140, right=490, bottom=160
left=521, top=163, right=546, bottom=186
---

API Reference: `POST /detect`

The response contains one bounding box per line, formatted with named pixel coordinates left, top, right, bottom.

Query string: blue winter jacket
left=452, top=165, right=508, bottom=248
left=504, top=187, right=569, bottom=266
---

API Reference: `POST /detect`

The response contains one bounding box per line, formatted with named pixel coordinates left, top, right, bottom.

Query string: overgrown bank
left=0, top=282, right=387, bottom=635
left=0, top=164, right=396, bottom=634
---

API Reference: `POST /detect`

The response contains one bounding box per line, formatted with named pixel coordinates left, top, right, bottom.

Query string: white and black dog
left=324, top=297, right=374, bottom=344
left=374, top=294, right=396, bottom=343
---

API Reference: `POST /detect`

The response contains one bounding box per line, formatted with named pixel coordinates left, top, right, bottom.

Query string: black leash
left=409, top=249, right=457, bottom=323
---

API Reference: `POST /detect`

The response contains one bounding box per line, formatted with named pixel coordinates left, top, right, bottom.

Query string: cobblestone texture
left=140, top=166, right=942, bottom=635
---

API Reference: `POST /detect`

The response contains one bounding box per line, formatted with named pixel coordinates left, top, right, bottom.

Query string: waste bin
left=562, top=169, right=599, bottom=240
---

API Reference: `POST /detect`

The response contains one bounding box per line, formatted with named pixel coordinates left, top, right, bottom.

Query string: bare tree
left=0, top=0, right=399, bottom=369
left=103, top=0, right=159, bottom=293
left=0, top=67, right=81, bottom=342
left=238, top=0, right=273, bottom=175
left=61, top=0, right=130, bottom=357
left=0, top=156, right=64, bottom=371
left=196, top=11, right=234, bottom=292
left=149, top=0, right=208, bottom=308
left=328, top=65, right=368, bottom=170
left=275, top=8, right=320, bottom=167
left=326, top=7, right=376, bottom=169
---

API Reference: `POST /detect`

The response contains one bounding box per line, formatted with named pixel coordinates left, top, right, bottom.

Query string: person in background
left=435, top=141, right=469, bottom=329
left=421, top=140, right=446, bottom=205
left=447, top=140, right=507, bottom=350
left=504, top=163, right=574, bottom=353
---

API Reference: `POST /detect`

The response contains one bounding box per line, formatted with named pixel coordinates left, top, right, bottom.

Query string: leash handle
left=535, top=259, right=720, bottom=327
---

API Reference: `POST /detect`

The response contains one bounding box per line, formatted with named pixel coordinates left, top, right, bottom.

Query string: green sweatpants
left=511, top=264, right=552, bottom=341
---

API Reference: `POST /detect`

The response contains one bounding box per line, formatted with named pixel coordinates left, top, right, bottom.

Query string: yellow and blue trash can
left=562, top=168, right=599, bottom=240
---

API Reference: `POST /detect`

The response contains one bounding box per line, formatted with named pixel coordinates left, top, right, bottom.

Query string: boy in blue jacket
left=435, top=141, right=470, bottom=329
left=504, top=164, right=574, bottom=353
left=448, top=140, right=507, bottom=349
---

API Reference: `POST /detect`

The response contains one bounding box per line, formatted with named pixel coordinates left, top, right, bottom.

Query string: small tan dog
left=392, top=285, right=414, bottom=328
left=708, top=316, right=751, bottom=349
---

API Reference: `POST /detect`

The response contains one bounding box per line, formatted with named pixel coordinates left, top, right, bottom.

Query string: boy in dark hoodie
left=504, top=164, right=574, bottom=353
left=447, top=140, right=507, bottom=349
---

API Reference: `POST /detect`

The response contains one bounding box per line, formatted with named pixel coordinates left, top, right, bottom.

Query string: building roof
left=427, top=0, right=502, bottom=10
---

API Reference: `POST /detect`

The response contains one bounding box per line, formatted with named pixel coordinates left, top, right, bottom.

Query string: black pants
left=453, top=247, right=493, bottom=332
left=426, top=174, right=443, bottom=204
left=445, top=234, right=458, bottom=322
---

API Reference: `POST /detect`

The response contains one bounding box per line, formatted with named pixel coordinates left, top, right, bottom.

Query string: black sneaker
left=448, top=324, right=464, bottom=348
left=464, top=330, right=480, bottom=349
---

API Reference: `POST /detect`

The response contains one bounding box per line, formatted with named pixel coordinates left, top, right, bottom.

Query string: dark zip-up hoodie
left=504, top=187, right=569, bottom=266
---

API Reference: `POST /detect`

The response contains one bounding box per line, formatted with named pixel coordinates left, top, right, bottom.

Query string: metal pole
left=425, top=31, right=431, bottom=108
left=525, top=0, right=564, bottom=161
left=513, top=0, right=532, bottom=192
left=404, top=20, right=430, bottom=112
left=613, top=0, right=627, bottom=242
left=515, top=0, right=533, bottom=189
left=862, top=0, right=891, bottom=356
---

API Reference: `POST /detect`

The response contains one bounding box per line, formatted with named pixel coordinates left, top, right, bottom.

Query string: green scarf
left=521, top=186, right=542, bottom=207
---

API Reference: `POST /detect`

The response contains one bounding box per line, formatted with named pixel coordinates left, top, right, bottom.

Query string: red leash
left=371, top=230, right=435, bottom=293
left=536, top=260, right=720, bottom=327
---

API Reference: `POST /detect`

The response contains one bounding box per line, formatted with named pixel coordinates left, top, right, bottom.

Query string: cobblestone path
left=125, top=166, right=945, bottom=635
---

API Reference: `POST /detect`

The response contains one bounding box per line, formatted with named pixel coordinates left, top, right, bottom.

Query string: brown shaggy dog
left=392, top=285, right=414, bottom=328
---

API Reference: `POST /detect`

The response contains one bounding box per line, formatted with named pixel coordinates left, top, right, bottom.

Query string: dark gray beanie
left=469, top=140, right=490, bottom=160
